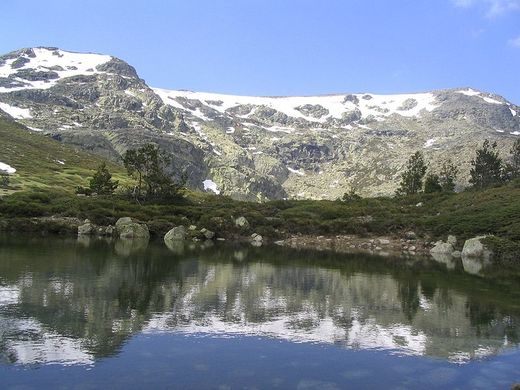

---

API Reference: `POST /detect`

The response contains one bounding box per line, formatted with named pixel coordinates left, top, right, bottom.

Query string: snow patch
left=510, top=131, right=520, bottom=136
left=203, top=179, right=220, bottom=194
left=27, top=126, right=43, bottom=132
left=423, top=138, right=436, bottom=148
left=457, top=88, right=481, bottom=97
left=0, top=102, right=32, bottom=119
left=152, top=88, right=439, bottom=123
left=456, top=89, right=503, bottom=105
left=287, top=167, right=306, bottom=176
left=0, top=48, right=112, bottom=92
left=0, top=161, right=16, bottom=174
left=510, top=108, right=517, bottom=117
left=482, top=96, right=502, bottom=105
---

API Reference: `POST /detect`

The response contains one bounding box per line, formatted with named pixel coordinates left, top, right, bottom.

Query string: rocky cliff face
left=1, top=47, right=519, bottom=199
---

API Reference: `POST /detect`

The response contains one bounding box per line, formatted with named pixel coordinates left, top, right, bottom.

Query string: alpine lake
left=0, top=235, right=519, bottom=389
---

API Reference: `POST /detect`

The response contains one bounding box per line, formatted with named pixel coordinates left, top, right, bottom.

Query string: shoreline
left=276, top=233, right=432, bottom=257
left=0, top=215, right=435, bottom=258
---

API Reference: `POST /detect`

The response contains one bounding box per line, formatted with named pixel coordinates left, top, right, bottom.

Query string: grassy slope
left=0, top=117, right=128, bottom=195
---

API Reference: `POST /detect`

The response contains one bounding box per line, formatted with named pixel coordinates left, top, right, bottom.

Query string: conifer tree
left=469, top=140, right=504, bottom=189
left=123, top=144, right=182, bottom=201
left=424, top=173, right=442, bottom=193
left=396, top=151, right=427, bottom=195
left=438, top=159, right=459, bottom=192
left=89, top=162, right=118, bottom=195
left=504, top=138, right=520, bottom=180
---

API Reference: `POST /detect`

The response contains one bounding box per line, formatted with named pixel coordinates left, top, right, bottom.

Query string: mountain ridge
left=0, top=47, right=518, bottom=200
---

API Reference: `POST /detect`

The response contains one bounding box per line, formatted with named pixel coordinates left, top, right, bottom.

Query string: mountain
left=1, top=47, right=519, bottom=200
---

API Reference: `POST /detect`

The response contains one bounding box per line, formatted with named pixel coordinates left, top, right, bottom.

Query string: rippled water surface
left=0, top=236, right=519, bottom=389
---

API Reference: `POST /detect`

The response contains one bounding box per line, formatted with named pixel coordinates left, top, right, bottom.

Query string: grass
left=0, top=117, right=129, bottom=195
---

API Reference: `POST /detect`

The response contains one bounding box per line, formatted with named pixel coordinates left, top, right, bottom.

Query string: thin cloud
left=452, top=0, right=520, bottom=17
left=509, top=35, right=520, bottom=47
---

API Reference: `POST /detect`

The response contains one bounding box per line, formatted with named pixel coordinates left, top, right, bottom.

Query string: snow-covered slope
left=153, top=88, right=440, bottom=124
left=0, top=48, right=112, bottom=92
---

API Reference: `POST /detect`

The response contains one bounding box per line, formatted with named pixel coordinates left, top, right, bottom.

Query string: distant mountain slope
left=1, top=47, right=518, bottom=200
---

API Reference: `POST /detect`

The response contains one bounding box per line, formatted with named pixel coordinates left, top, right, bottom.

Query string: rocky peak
left=0, top=47, right=142, bottom=93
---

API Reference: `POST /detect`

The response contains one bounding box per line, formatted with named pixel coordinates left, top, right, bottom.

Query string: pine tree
left=396, top=151, right=427, bottom=195
left=123, top=144, right=182, bottom=201
left=424, top=173, right=442, bottom=193
left=89, top=162, right=118, bottom=195
left=469, top=140, right=504, bottom=189
left=504, top=138, right=520, bottom=181
left=438, top=159, right=459, bottom=192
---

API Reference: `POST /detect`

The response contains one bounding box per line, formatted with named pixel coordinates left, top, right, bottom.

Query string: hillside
left=0, top=116, right=127, bottom=196
left=0, top=47, right=519, bottom=200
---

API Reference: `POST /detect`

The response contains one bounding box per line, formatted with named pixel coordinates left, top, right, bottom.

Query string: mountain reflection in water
left=0, top=236, right=518, bottom=367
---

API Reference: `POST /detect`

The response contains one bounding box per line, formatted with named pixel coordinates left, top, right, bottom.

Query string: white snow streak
left=0, top=102, right=32, bottom=119
left=287, top=167, right=306, bottom=176
left=0, top=162, right=16, bottom=174
left=203, top=179, right=220, bottom=194
left=456, top=89, right=503, bottom=105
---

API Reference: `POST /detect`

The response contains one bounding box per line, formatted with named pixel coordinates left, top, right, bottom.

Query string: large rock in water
left=115, top=217, right=149, bottom=239
left=78, top=220, right=95, bottom=235
left=164, top=226, right=187, bottom=242
left=462, top=236, right=493, bottom=259
left=430, top=241, right=454, bottom=255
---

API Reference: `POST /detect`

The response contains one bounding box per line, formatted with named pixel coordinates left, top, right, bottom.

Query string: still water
left=0, top=236, right=519, bottom=389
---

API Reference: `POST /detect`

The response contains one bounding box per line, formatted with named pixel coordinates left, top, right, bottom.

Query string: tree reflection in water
left=0, top=236, right=519, bottom=366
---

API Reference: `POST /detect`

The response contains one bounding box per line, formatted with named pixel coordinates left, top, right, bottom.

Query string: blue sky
left=1, top=0, right=519, bottom=103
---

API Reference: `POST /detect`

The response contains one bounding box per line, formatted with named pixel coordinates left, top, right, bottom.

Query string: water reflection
left=0, top=237, right=518, bottom=367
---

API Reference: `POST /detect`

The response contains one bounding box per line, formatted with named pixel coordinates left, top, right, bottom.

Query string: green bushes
left=1, top=182, right=519, bottom=253
left=482, top=236, right=520, bottom=265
